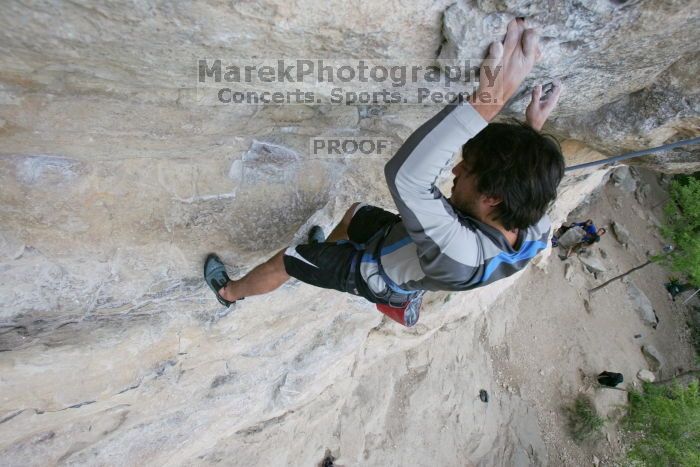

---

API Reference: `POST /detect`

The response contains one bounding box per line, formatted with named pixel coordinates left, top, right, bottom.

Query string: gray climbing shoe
left=308, top=225, right=326, bottom=244
left=204, top=253, right=241, bottom=306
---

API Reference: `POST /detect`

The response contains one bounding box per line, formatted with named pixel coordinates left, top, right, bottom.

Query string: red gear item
left=375, top=303, right=408, bottom=326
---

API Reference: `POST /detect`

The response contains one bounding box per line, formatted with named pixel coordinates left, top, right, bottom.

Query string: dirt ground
left=488, top=166, right=698, bottom=466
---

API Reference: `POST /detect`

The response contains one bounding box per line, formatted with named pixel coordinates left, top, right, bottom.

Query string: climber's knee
left=342, top=202, right=362, bottom=226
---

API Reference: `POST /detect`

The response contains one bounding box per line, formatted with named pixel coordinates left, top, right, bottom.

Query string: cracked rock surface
left=439, top=0, right=700, bottom=169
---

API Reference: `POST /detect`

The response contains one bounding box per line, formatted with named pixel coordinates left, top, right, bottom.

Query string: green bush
left=661, top=175, right=700, bottom=288
left=567, top=394, right=604, bottom=442
left=624, top=381, right=700, bottom=465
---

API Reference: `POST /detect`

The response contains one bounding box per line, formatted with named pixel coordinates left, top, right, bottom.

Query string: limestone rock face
left=612, top=221, right=631, bottom=248
left=626, top=282, right=659, bottom=328
left=611, top=166, right=638, bottom=193
left=439, top=0, right=700, bottom=170
left=637, top=369, right=656, bottom=383
left=564, top=262, right=574, bottom=282
left=642, top=344, right=666, bottom=371
left=551, top=51, right=700, bottom=172
left=580, top=253, right=606, bottom=275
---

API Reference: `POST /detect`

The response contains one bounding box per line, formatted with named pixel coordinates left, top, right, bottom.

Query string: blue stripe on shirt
left=381, top=236, right=413, bottom=255
left=480, top=240, right=547, bottom=282
left=360, top=235, right=413, bottom=263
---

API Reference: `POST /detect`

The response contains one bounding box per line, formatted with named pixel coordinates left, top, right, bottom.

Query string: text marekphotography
left=196, top=59, right=502, bottom=105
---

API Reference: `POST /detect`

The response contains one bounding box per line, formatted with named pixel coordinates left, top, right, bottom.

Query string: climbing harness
left=361, top=222, right=424, bottom=327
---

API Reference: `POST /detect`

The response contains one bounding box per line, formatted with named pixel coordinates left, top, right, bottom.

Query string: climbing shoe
left=204, top=253, right=242, bottom=307
left=308, top=225, right=326, bottom=244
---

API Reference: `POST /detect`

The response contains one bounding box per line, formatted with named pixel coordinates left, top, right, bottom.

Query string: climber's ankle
left=219, top=282, right=241, bottom=302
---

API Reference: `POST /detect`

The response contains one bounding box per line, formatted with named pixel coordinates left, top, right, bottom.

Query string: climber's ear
left=482, top=193, right=502, bottom=208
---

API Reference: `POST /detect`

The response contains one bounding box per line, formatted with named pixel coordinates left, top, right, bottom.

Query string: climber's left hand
left=526, top=80, right=563, bottom=131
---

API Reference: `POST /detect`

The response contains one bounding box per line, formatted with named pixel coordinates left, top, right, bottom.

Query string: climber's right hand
left=469, top=18, right=541, bottom=121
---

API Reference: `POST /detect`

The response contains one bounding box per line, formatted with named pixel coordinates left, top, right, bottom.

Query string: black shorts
left=283, top=204, right=400, bottom=300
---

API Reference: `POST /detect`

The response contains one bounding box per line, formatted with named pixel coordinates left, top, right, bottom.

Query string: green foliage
left=567, top=394, right=604, bottom=442
left=661, top=175, right=700, bottom=287
left=624, top=381, right=700, bottom=466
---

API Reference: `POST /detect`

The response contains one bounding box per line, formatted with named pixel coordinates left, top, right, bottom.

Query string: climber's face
left=450, top=158, right=501, bottom=220
left=450, top=159, right=477, bottom=214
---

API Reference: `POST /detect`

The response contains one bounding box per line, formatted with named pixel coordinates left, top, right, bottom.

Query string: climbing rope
left=564, top=136, right=700, bottom=172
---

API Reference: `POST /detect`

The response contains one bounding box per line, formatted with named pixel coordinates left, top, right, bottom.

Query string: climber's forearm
left=467, top=95, right=503, bottom=122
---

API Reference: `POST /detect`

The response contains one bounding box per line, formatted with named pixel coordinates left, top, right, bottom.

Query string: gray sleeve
left=384, top=100, right=488, bottom=284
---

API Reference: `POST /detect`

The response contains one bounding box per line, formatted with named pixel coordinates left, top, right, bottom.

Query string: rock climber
left=204, top=18, right=566, bottom=326
left=572, top=219, right=606, bottom=244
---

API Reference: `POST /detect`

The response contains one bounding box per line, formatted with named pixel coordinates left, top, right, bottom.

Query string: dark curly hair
left=461, top=120, right=565, bottom=230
